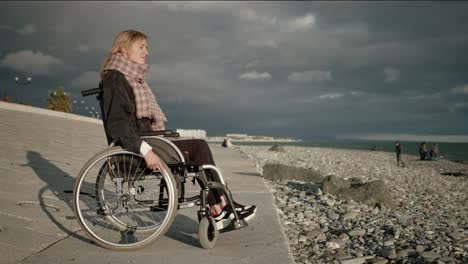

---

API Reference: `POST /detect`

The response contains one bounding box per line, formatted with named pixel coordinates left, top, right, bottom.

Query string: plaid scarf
left=104, top=53, right=167, bottom=130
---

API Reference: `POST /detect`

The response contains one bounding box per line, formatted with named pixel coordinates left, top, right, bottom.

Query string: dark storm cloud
left=1, top=1, right=468, bottom=141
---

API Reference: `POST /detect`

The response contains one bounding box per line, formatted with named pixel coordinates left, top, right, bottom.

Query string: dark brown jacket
left=101, top=70, right=153, bottom=153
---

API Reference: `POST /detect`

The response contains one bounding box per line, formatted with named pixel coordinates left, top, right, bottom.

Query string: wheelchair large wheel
left=73, top=146, right=178, bottom=250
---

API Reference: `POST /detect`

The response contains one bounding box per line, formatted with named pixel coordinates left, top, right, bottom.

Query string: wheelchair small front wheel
left=198, top=216, right=219, bottom=249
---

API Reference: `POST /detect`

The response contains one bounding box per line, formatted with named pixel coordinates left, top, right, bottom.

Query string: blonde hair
left=100, top=29, right=147, bottom=79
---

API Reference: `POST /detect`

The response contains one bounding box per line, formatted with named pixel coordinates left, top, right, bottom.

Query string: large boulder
left=323, top=177, right=396, bottom=209
left=321, top=175, right=351, bottom=194
left=221, top=138, right=233, bottom=148
left=268, top=144, right=286, bottom=152
left=263, top=163, right=395, bottom=209
left=262, top=163, right=325, bottom=183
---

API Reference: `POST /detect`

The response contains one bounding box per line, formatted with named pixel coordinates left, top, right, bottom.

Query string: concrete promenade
left=0, top=102, right=294, bottom=264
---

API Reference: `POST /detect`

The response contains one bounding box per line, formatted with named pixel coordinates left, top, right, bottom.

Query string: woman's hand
left=143, top=150, right=165, bottom=172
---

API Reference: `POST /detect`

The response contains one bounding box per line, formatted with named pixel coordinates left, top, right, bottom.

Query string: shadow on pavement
left=27, top=150, right=205, bottom=249
left=26, top=151, right=93, bottom=245
left=165, top=214, right=201, bottom=248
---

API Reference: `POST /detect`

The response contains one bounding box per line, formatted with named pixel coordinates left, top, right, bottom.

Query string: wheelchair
left=73, top=87, right=248, bottom=250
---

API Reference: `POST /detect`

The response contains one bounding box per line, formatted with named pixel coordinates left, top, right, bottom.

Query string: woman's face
left=123, top=39, right=148, bottom=64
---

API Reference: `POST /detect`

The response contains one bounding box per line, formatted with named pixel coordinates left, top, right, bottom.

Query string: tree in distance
left=47, top=86, right=71, bottom=112
left=2, top=91, right=11, bottom=102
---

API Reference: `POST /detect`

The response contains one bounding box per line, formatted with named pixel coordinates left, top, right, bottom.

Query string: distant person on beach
left=395, top=141, right=404, bottom=167
left=99, top=29, right=255, bottom=228
left=430, top=143, right=439, bottom=160
left=419, top=142, right=428, bottom=160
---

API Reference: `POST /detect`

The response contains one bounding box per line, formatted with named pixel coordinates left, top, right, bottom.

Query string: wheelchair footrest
left=220, top=218, right=248, bottom=233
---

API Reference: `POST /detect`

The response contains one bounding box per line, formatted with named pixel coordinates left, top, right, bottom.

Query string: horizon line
left=336, top=133, right=468, bottom=143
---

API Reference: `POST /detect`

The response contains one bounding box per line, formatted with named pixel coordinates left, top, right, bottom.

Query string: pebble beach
left=236, top=145, right=468, bottom=264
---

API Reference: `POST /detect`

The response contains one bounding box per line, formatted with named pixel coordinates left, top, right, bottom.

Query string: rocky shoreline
left=236, top=145, right=468, bottom=264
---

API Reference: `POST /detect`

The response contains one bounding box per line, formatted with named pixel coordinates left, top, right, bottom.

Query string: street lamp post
left=72, top=99, right=100, bottom=119
left=73, top=99, right=86, bottom=115
left=13, top=76, right=32, bottom=104
left=15, top=76, right=32, bottom=85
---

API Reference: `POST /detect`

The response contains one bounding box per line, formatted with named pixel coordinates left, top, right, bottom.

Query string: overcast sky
left=1, top=1, right=468, bottom=141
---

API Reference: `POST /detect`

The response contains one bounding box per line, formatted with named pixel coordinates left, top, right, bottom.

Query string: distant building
left=176, top=129, right=207, bottom=138
left=253, top=135, right=274, bottom=140
left=226, top=133, right=248, bottom=139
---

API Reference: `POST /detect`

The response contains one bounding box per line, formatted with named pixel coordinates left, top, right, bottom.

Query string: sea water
left=234, top=140, right=468, bottom=162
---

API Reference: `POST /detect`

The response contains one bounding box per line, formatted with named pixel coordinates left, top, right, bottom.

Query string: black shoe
left=233, top=200, right=255, bottom=212
left=238, top=204, right=257, bottom=222
left=213, top=211, right=234, bottom=230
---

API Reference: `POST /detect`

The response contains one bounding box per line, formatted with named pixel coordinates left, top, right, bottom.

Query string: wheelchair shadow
left=165, top=213, right=201, bottom=248
left=26, top=151, right=93, bottom=244
left=27, top=150, right=204, bottom=249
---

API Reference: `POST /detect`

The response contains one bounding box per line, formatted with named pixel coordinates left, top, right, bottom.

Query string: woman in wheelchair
left=98, top=30, right=256, bottom=232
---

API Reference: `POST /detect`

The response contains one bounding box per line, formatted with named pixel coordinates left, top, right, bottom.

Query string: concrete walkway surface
left=0, top=102, right=294, bottom=264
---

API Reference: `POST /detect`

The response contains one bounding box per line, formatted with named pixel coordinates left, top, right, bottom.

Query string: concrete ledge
left=0, top=109, right=293, bottom=263
left=0, top=101, right=102, bottom=125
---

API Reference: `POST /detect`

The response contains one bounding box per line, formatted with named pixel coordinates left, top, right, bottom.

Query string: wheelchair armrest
left=138, top=130, right=180, bottom=138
